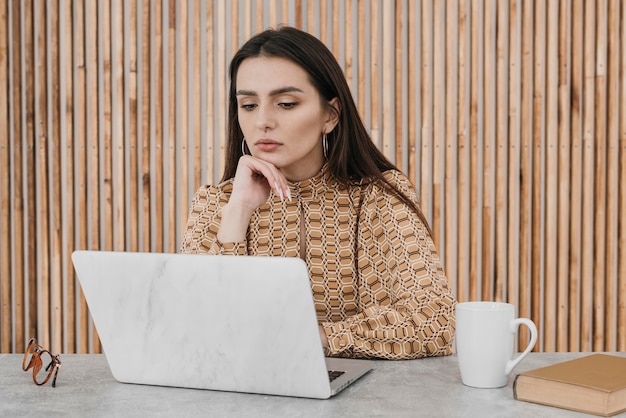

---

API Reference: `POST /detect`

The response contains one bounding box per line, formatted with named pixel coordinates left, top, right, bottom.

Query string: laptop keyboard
left=328, top=370, right=345, bottom=382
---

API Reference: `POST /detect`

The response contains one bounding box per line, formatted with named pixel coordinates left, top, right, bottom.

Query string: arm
left=181, top=155, right=291, bottom=254
left=320, top=171, right=456, bottom=360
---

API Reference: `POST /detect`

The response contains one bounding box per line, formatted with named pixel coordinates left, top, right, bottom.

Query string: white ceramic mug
left=455, top=301, right=538, bottom=388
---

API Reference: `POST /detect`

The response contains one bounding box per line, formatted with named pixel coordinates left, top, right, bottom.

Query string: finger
left=239, top=156, right=290, bottom=200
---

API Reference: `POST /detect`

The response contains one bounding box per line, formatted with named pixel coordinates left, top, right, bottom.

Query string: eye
left=278, top=102, right=298, bottom=109
left=239, top=103, right=257, bottom=111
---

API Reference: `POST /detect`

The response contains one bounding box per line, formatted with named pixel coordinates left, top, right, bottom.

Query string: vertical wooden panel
left=205, top=1, right=214, bottom=185
left=63, top=0, right=76, bottom=354
left=128, top=0, right=139, bottom=254
left=370, top=1, right=380, bottom=150
left=444, top=0, right=458, bottom=289
left=619, top=0, right=626, bottom=353
left=153, top=0, right=164, bottom=253
left=74, top=0, right=89, bottom=353
left=580, top=0, right=596, bottom=352
left=1, top=0, right=626, bottom=354
left=518, top=0, right=533, bottom=349
left=407, top=0, right=417, bottom=186
left=87, top=0, right=101, bottom=353
left=494, top=0, right=508, bottom=302
left=468, top=0, right=481, bottom=302
left=506, top=0, right=519, bottom=309
left=605, top=0, right=620, bottom=352
left=592, top=0, right=608, bottom=353
left=568, top=0, right=583, bottom=353
left=140, top=0, right=151, bottom=252
left=192, top=0, right=201, bottom=193
left=24, top=0, right=37, bottom=345
left=531, top=1, right=546, bottom=348
left=113, top=0, right=125, bottom=254
left=543, top=0, right=559, bottom=353
left=482, top=0, right=494, bottom=301
left=0, top=0, right=11, bottom=353
left=432, top=0, right=443, bottom=250
left=556, top=0, right=572, bottom=352
left=36, top=0, right=51, bottom=350
left=456, top=0, right=469, bottom=302
left=11, top=0, right=25, bottom=353
left=169, top=0, right=179, bottom=253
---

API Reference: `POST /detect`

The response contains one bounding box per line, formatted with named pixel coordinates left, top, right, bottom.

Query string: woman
left=181, top=26, right=456, bottom=360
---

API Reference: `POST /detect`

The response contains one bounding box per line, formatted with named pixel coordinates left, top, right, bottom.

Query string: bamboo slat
left=619, top=0, right=626, bottom=353
left=141, top=0, right=151, bottom=251
left=87, top=0, right=100, bottom=353
left=128, top=0, right=139, bottom=253
left=394, top=0, right=402, bottom=167
left=432, top=0, right=444, bottom=250
left=407, top=0, right=417, bottom=187
left=556, top=0, right=572, bottom=352
left=0, top=0, right=10, bottom=353
left=445, top=0, right=458, bottom=291
left=153, top=0, right=164, bottom=253
left=24, top=0, right=37, bottom=346
left=192, top=0, right=201, bottom=193
left=482, top=0, right=494, bottom=301
left=502, top=1, right=525, bottom=306
left=580, top=0, right=596, bottom=352
left=568, top=0, right=583, bottom=353
left=518, top=0, right=532, bottom=350
left=468, top=0, right=481, bottom=303
left=74, top=0, right=89, bottom=354
left=457, top=0, right=469, bottom=302
left=507, top=0, right=519, bottom=310
left=370, top=1, right=380, bottom=152
left=12, top=0, right=25, bottom=353
left=531, top=1, right=546, bottom=349
left=36, top=0, right=51, bottom=350
left=113, top=0, right=125, bottom=253
left=382, top=0, right=392, bottom=161
left=205, top=1, right=214, bottom=185
left=544, top=0, right=559, bottom=353
left=605, top=0, right=619, bottom=352
left=169, top=0, right=179, bottom=253
left=63, top=0, right=76, bottom=354
left=494, top=0, right=508, bottom=302
left=420, top=0, right=432, bottom=239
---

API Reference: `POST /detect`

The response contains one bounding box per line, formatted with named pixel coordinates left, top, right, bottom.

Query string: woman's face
left=236, top=56, right=338, bottom=182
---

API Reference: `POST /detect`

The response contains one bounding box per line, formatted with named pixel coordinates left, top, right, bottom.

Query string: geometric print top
left=180, top=165, right=456, bottom=360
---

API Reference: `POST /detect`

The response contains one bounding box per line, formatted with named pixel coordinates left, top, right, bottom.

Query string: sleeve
left=320, top=171, right=456, bottom=360
left=180, top=183, right=248, bottom=255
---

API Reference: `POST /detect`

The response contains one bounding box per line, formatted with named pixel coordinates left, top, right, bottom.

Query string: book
left=513, top=354, right=626, bottom=417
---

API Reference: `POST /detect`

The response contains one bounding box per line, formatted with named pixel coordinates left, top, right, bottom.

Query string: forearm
left=217, top=202, right=255, bottom=243
left=320, top=299, right=455, bottom=360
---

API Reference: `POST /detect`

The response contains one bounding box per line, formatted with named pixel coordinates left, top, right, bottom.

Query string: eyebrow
left=236, top=86, right=305, bottom=96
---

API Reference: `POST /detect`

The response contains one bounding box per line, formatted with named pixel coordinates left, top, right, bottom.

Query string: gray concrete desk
left=1, top=352, right=624, bottom=417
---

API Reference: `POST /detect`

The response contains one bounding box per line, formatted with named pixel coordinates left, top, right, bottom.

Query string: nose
left=255, top=102, right=276, bottom=131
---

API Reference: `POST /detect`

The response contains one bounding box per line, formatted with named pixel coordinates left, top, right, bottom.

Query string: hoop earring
left=241, top=139, right=249, bottom=156
left=322, top=132, right=329, bottom=159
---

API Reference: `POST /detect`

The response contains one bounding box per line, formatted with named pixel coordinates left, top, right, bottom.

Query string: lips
left=254, top=138, right=282, bottom=152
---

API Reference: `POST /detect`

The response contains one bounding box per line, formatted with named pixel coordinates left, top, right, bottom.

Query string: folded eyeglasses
left=22, top=338, right=62, bottom=387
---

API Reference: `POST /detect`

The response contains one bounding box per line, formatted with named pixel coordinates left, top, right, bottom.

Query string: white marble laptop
left=71, top=251, right=372, bottom=399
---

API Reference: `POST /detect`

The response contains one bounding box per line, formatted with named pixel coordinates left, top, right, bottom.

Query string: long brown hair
left=223, top=26, right=432, bottom=236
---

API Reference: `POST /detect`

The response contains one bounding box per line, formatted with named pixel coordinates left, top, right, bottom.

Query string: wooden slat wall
left=0, top=0, right=624, bottom=354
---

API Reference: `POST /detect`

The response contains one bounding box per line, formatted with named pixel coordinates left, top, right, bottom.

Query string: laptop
left=71, top=251, right=372, bottom=399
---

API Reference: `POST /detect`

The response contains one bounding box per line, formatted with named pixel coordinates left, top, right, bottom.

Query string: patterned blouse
left=180, top=166, right=456, bottom=360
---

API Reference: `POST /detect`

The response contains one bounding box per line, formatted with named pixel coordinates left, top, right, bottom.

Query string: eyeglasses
left=22, top=338, right=62, bottom=387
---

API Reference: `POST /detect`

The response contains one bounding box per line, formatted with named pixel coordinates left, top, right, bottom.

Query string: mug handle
left=504, top=318, right=538, bottom=375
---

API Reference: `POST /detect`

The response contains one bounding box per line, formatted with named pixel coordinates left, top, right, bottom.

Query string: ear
left=324, top=97, right=340, bottom=133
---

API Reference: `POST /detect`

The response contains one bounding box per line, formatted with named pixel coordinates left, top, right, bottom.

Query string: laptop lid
left=72, top=251, right=371, bottom=399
